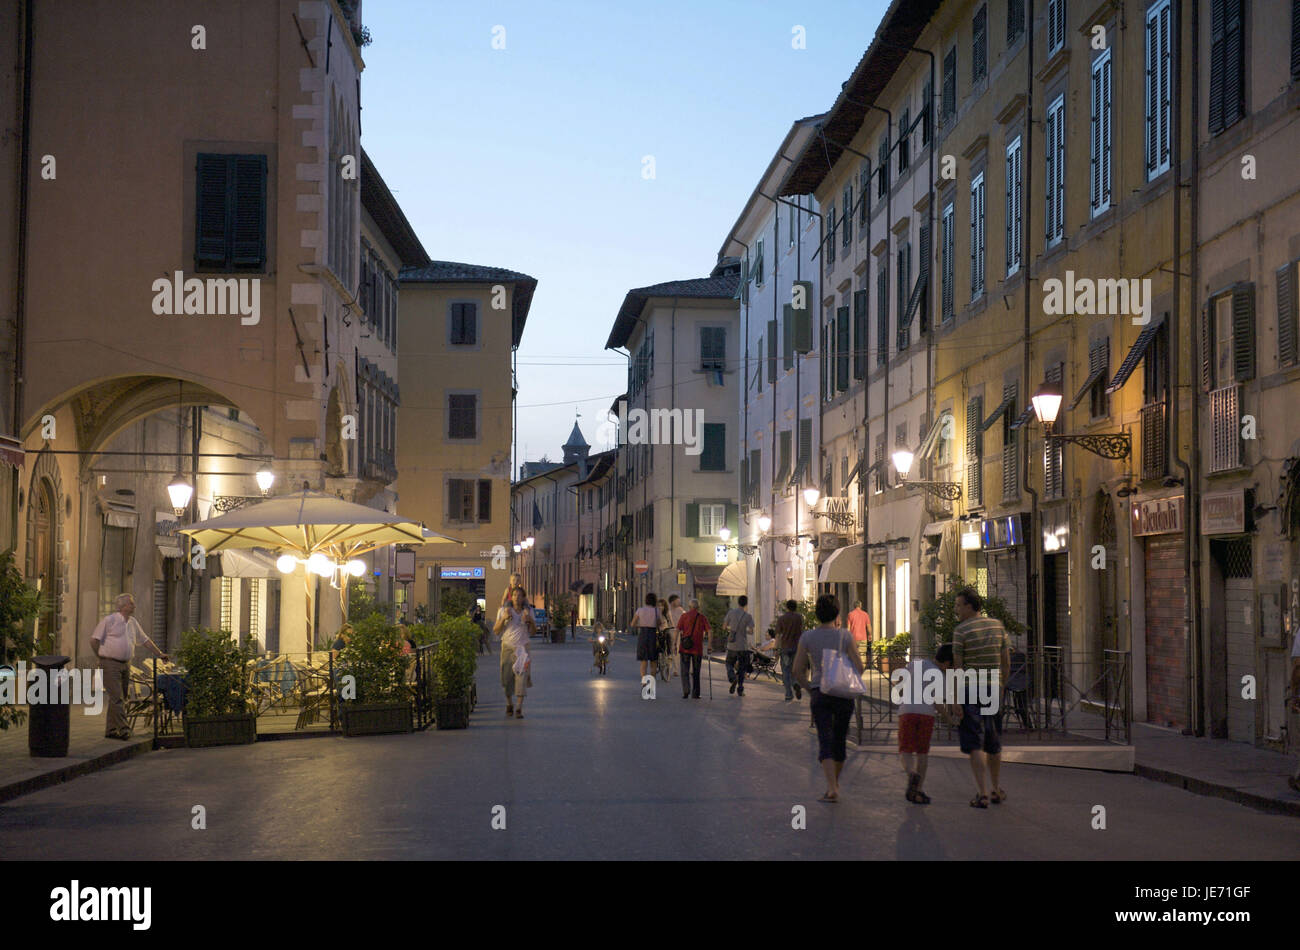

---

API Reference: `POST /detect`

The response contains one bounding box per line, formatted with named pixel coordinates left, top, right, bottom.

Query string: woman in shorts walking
left=632, top=593, right=661, bottom=686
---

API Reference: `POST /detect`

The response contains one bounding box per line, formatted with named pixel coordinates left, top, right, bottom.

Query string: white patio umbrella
left=180, top=488, right=462, bottom=651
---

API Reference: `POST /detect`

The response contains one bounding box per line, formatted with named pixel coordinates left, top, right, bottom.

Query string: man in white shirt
left=90, top=593, right=167, bottom=740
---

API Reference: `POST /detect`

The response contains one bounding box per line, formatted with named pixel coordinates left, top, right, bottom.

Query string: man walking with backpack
left=723, top=596, right=754, bottom=696
left=676, top=599, right=710, bottom=699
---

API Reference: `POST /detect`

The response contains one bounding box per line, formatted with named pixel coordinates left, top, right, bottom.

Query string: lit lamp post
left=166, top=474, right=193, bottom=517
left=1031, top=379, right=1131, bottom=459
left=891, top=448, right=963, bottom=501
left=255, top=466, right=275, bottom=495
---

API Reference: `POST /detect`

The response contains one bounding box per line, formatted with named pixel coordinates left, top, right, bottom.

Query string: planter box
left=339, top=702, right=413, bottom=737
left=184, top=713, right=257, bottom=748
left=436, top=697, right=470, bottom=730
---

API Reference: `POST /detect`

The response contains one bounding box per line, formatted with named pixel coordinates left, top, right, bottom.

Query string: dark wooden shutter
left=918, top=224, right=931, bottom=332
left=1292, top=0, right=1300, bottom=79
left=726, top=504, right=740, bottom=539
left=966, top=397, right=983, bottom=506
left=1200, top=302, right=1215, bottom=391
left=749, top=449, right=760, bottom=498
left=943, top=47, right=957, bottom=118
left=1007, top=0, right=1024, bottom=43
left=231, top=155, right=267, bottom=268
left=1278, top=263, right=1298, bottom=367
left=836, top=306, right=850, bottom=390
left=685, top=503, right=699, bottom=539
left=768, top=318, right=779, bottom=382
left=1222, top=0, right=1245, bottom=131
left=1001, top=382, right=1018, bottom=500
left=792, top=281, right=814, bottom=352
left=756, top=336, right=764, bottom=392
left=820, top=322, right=829, bottom=399
left=1232, top=284, right=1256, bottom=381
left=195, top=153, right=229, bottom=267
left=478, top=479, right=492, bottom=523
left=783, top=304, right=795, bottom=370
left=896, top=243, right=910, bottom=351
left=798, top=419, right=812, bottom=468
left=972, top=5, right=987, bottom=83
left=853, top=289, right=868, bottom=379
left=703, top=423, right=725, bottom=471
left=1146, top=12, right=1160, bottom=174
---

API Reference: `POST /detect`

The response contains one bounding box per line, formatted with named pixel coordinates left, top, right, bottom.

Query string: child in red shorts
left=895, top=644, right=957, bottom=804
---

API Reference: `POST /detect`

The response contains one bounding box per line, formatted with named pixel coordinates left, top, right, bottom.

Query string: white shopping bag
left=512, top=648, right=529, bottom=677
left=820, top=647, right=867, bottom=698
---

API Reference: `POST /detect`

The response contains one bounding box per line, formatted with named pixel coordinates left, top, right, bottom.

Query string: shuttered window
left=941, top=202, right=955, bottom=322
left=853, top=289, right=868, bottom=379
left=970, top=172, right=986, bottom=298
left=1209, top=0, right=1246, bottom=136
left=1277, top=262, right=1299, bottom=368
left=841, top=186, right=853, bottom=245
left=972, top=6, right=988, bottom=83
left=448, top=393, right=478, bottom=440
left=942, top=47, right=957, bottom=121
left=777, top=430, right=792, bottom=482
left=896, top=243, right=911, bottom=351
left=1045, top=97, right=1065, bottom=247
left=1001, top=382, right=1019, bottom=501
left=877, top=259, right=890, bottom=366
left=874, top=434, right=886, bottom=494
left=966, top=396, right=984, bottom=508
left=1201, top=285, right=1257, bottom=389
left=701, top=423, right=726, bottom=472
left=898, top=108, right=911, bottom=173
left=1007, top=0, right=1025, bottom=44
left=1089, top=338, right=1111, bottom=419
left=783, top=306, right=795, bottom=371
left=1005, top=137, right=1023, bottom=276
left=195, top=153, right=267, bottom=271
left=756, top=335, right=764, bottom=393
left=1047, top=0, right=1067, bottom=56
left=858, top=162, right=871, bottom=230
left=1292, top=0, right=1300, bottom=80
left=449, top=302, right=478, bottom=345
left=921, top=79, right=933, bottom=146
left=700, top=326, right=727, bottom=372
left=821, top=322, right=829, bottom=400
left=1090, top=50, right=1113, bottom=217
left=768, top=318, right=779, bottom=383
left=836, top=306, right=851, bottom=391
left=1145, top=0, right=1173, bottom=180
left=825, top=202, right=836, bottom=267
left=1044, top=364, right=1065, bottom=499
left=877, top=138, right=890, bottom=197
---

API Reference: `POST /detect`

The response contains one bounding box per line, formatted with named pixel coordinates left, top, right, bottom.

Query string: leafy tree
left=437, top=586, right=476, bottom=623
left=918, top=575, right=1025, bottom=655
left=698, top=592, right=729, bottom=651
left=338, top=614, right=409, bottom=705
left=176, top=629, right=254, bottom=718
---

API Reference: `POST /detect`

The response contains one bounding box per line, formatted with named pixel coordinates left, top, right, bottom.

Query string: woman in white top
left=494, top=588, right=536, bottom=718
left=631, top=593, right=662, bottom=685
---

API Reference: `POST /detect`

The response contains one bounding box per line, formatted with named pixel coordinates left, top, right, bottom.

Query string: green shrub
left=177, top=628, right=254, bottom=718
left=436, top=586, right=475, bottom=623
left=919, top=575, right=1025, bottom=654
left=549, top=591, right=575, bottom=632
left=347, top=582, right=393, bottom=626
left=430, top=615, right=478, bottom=700
left=338, top=614, right=409, bottom=705
left=698, top=592, right=728, bottom=651
left=0, top=553, right=41, bottom=730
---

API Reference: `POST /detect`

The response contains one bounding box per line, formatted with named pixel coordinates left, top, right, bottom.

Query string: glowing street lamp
left=167, top=474, right=193, bottom=515
left=891, top=449, right=915, bottom=479
left=718, top=527, right=731, bottom=542
left=255, top=466, right=275, bottom=494
left=757, top=514, right=772, bottom=533
left=803, top=487, right=821, bottom=508
left=1031, top=380, right=1063, bottom=427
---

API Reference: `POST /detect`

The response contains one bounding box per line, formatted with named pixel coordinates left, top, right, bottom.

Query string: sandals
left=904, top=772, right=931, bottom=804
left=505, top=706, right=514, bottom=717
left=818, top=792, right=839, bottom=804
left=970, top=794, right=989, bottom=808
left=514, top=709, right=524, bottom=719
left=990, top=788, right=1007, bottom=804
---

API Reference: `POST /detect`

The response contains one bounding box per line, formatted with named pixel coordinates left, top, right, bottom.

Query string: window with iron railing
left=1209, top=384, right=1242, bottom=472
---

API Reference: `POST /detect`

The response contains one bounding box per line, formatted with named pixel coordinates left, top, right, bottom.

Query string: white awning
left=716, top=561, right=747, bottom=596
left=818, top=543, right=864, bottom=583
left=218, top=547, right=281, bottom=578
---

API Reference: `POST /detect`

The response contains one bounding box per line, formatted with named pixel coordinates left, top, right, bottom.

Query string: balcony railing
left=1140, top=399, right=1166, bottom=480
left=1209, top=384, right=1241, bottom=473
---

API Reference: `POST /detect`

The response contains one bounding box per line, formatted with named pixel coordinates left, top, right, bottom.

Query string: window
left=1145, top=0, right=1173, bottom=180
left=921, top=79, right=933, bottom=146
left=448, top=392, right=478, bottom=440
left=858, top=162, right=871, bottom=229
left=1045, top=97, right=1065, bottom=247
left=446, top=478, right=492, bottom=524
left=821, top=321, right=830, bottom=401
left=825, top=202, right=837, bottom=267
left=970, top=172, right=986, bottom=298
left=966, top=396, right=984, bottom=507
left=941, top=201, right=955, bottom=322
left=1293, top=0, right=1300, bottom=80
left=798, top=419, right=812, bottom=480
left=841, top=186, right=853, bottom=246
left=756, top=335, right=764, bottom=393
left=768, top=318, right=779, bottom=382
left=195, top=153, right=267, bottom=271
left=896, top=243, right=911, bottom=351
left=1005, top=137, right=1022, bottom=276
left=1048, top=0, right=1066, bottom=56
left=1208, top=0, right=1246, bottom=135
left=1277, top=261, right=1299, bottom=367
left=836, top=305, right=850, bottom=390
left=699, top=503, right=726, bottom=537
left=853, top=288, right=868, bottom=379
left=700, top=326, right=726, bottom=374
left=1043, top=363, right=1065, bottom=498
left=1001, top=383, right=1019, bottom=501
left=874, top=434, right=886, bottom=493
left=778, top=430, right=792, bottom=482
left=449, top=302, right=478, bottom=345
left=1204, top=285, right=1256, bottom=389
left=876, top=259, right=890, bottom=365
left=1089, top=338, right=1111, bottom=418
left=942, top=47, right=957, bottom=121
left=972, top=6, right=988, bottom=83
left=1090, top=50, right=1113, bottom=217
left=877, top=138, right=890, bottom=197
left=700, top=423, right=726, bottom=472
left=898, top=108, right=911, bottom=173
left=1007, top=0, right=1025, bottom=44
left=755, top=238, right=765, bottom=285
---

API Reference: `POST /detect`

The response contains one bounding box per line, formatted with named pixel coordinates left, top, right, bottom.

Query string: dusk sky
left=359, top=0, right=887, bottom=466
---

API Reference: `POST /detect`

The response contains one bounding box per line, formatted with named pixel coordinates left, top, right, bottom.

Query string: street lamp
left=803, top=487, right=821, bottom=508
left=513, top=543, right=522, bottom=553
left=167, top=474, right=193, bottom=516
left=1032, top=379, right=1131, bottom=459
left=255, top=465, right=275, bottom=495
left=890, top=447, right=962, bottom=500
left=718, top=527, right=731, bottom=542
left=757, top=514, right=772, bottom=533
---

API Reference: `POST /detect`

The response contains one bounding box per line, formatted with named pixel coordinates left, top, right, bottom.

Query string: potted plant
left=883, top=632, right=912, bottom=675
left=336, top=615, right=413, bottom=736
left=919, top=575, right=1026, bottom=654
left=0, top=553, right=41, bottom=732
left=177, top=628, right=257, bottom=747
left=430, top=615, right=478, bottom=729
left=873, top=635, right=894, bottom=675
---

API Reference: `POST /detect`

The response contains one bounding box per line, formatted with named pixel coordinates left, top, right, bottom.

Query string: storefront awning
left=818, top=543, right=864, bottom=583
left=216, top=547, right=281, bottom=578
left=0, top=435, right=23, bottom=469
left=716, top=561, right=747, bottom=596
left=1106, top=318, right=1163, bottom=394
left=691, top=565, right=724, bottom=588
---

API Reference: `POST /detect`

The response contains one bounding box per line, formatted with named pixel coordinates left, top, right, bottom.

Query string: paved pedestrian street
left=1, top=639, right=1295, bottom=861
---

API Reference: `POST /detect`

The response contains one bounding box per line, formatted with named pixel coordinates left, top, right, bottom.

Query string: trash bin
left=28, top=654, right=71, bottom=758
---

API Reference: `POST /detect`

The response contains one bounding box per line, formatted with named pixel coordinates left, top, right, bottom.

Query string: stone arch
left=23, top=449, right=67, bottom=647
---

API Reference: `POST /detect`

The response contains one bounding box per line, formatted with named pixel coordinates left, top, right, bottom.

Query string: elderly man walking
left=675, top=599, right=710, bottom=699
left=90, top=593, right=167, bottom=740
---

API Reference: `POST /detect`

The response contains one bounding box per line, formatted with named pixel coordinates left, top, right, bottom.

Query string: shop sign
left=980, top=513, right=1025, bottom=550
left=960, top=526, right=982, bottom=550
left=1132, top=495, right=1183, bottom=536
left=1040, top=508, right=1068, bottom=552
left=1201, top=490, right=1245, bottom=535
left=714, top=545, right=729, bottom=565
left=440, top=566, right=485, bottom=579
left=395, top=550, right=415, bottom=582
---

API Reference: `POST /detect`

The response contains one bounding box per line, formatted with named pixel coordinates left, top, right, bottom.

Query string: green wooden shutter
left=853, top=289, right=868, bottom=379
left=792, top=281, right=813, bottom=352
left=1277, top=263, right=1298, bottom=367
left=1292, top=0, right=1300, bottom=79
left=767, top=318, right=778, bottom=383
left=725, top=504, right=739, bottom=539
left=783, top=304, right=795, bottom=370
left=195, top=153, right=229, bottom=267
left=836, top=306, right=850, bottom=390
left=1232, top=284, right=1256, bottom=381
left=231, top=154, right=268, bottom=268
left=739, top=457, right=749, bottom=505
left=685, top=503, right=700, bottom=538
left=798, top=419, right=812, bottom=467
left=756, top=336, right=763, bottom=392
left=1201, top=302, right=1215, bottom=391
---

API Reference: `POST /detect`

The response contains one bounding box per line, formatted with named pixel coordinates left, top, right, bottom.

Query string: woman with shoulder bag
left=793, top=593, right=866, bottom=803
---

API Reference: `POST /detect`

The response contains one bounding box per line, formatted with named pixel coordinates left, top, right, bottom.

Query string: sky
left=360, top=0, right=888, bottom=467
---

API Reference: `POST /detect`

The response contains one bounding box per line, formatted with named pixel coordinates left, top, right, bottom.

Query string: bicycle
left=656, top=632, right=675, bottom=682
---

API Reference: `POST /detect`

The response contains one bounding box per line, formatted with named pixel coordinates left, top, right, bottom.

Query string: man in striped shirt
left=952, top=587, right=1010, bottom=808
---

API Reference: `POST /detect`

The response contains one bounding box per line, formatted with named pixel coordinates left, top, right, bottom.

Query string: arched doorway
left=25, top=463, right=62, bottom=653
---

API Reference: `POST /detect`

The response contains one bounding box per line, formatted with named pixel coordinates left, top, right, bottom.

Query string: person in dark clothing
left=793, top=594, right=865, bottom=803
left=775, top=600, right=805, bottom=702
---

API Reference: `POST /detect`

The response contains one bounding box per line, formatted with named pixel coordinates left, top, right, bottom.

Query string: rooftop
left=400, top=260, right=538, bottom=347
left=605, top=272, right=740, bottom=350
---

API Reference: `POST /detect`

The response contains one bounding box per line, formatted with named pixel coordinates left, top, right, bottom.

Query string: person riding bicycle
left=656, top=599, right=675, bottom=678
